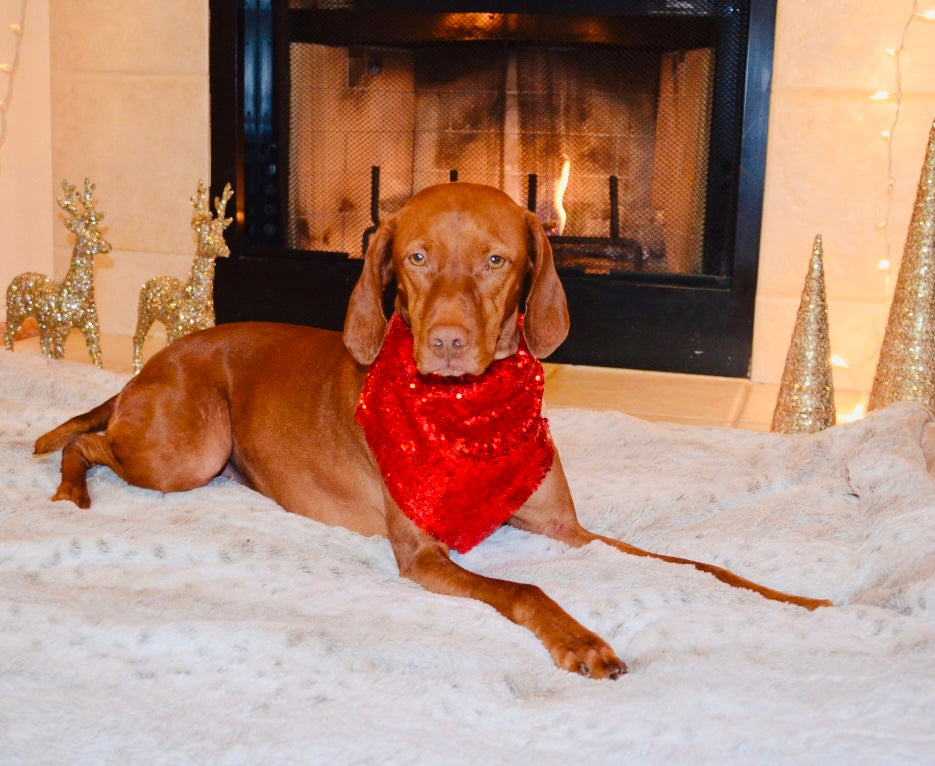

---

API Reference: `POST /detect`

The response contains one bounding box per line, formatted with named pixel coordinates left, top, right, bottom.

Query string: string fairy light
left=0, top=0, right=27, bottom=173
left=827, top=0, right=935, bottom=421
left=876, top=1, right=935, bottom=278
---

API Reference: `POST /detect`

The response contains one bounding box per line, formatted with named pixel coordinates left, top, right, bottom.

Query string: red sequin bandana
left=355, top=314, right=554, bottom=553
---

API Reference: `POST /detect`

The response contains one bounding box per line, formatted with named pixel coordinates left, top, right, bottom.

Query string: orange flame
left=554, top=156, right=571, bottom=235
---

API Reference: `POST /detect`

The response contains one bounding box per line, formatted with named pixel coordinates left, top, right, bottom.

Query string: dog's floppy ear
left=344, top=215, right=396, bottom=365
left=522, top=210, right=569, bottom=358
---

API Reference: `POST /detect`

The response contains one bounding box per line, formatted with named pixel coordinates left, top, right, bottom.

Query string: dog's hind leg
left=35, top=396, right=121, bottom=508
left=51, top=432, right=121, bottom=508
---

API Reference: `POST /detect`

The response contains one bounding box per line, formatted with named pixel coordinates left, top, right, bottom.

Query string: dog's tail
left=34, top=395, right=118, bottom=454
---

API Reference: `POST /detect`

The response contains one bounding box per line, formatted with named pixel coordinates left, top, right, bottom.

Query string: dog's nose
left=430, top=325, right=468, bottom=359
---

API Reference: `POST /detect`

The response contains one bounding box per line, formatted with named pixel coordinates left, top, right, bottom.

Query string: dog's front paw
left=550, top=632, right=627, bottom=680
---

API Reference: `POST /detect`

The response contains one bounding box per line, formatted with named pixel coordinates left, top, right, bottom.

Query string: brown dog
left=34, top=182, right=830, bottom=679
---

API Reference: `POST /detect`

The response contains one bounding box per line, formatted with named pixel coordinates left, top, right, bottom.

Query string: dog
left=34, top=182, right=830, bottom=679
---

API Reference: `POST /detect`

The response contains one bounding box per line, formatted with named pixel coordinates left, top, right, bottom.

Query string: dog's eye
left=487, top=255, right=506, bottom=270
left=408, top=252, right=426, bottom=266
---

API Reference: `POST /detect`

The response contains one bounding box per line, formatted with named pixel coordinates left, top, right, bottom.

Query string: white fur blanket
left=2, top=349, right=935, bottom=765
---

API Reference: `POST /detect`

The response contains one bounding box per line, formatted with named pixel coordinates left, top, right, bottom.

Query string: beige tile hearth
left=543, top=363, right=863, bottom=431
left=543, top=363, right=749, bottom=428
left=8, top=329, right=863, bottom=432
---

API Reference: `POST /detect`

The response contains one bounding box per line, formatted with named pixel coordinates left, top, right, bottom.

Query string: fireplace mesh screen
left=287, top=20, right=717, bottom=276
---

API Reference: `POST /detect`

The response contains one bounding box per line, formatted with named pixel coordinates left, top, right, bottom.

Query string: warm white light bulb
left=870, top=89, right=891, bottom=100
left=838, top=403, right=867, bottom=424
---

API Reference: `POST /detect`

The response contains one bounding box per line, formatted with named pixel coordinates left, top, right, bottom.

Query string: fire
left=553, top=156, right=571, bottom=235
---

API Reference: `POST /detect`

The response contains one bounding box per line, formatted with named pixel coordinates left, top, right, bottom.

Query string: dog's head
left=343, top=182, right=569, bottom=377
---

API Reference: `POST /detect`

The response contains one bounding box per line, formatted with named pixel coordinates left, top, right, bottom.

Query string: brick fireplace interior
left=210, top=0, right=776, bottom=377
left=290, top=35, right=712, bottom=277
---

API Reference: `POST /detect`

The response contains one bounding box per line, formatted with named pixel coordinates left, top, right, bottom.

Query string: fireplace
left=209, top=0, right=777, bottom=376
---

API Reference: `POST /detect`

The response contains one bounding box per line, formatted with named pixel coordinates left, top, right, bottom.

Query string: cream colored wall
left=0, top=0, right=53, bottom=294
left=4, top=1, right=935, bottom=396
left=48, top=0, right=210, bottom=339
left=755, top=0, right=935, bottom=401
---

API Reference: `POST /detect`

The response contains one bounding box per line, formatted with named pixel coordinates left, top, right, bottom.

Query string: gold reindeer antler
left=57, top=180, right=80, bottom=231
left=79, top=177, right=105, bottom=229
left=190, top=180, right=211, bottom=229
left=57, top=178, right=111, bottom=254
left=214, top=183, right=234, bottom=226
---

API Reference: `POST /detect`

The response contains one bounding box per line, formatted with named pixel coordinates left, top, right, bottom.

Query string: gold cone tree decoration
left=771, top=234, right=836, bottom=434
left=868, top=117, right=935, bottom=412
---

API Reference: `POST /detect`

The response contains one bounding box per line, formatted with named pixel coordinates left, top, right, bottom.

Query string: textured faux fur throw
left=2, top=349, right=935, bottom=764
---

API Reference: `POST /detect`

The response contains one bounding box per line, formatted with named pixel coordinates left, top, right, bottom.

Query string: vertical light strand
left=0, top=0, right=28, bottom=173
left=834, top=1, right=933, bottom=422
left=877, top=0, right=918, bottom=288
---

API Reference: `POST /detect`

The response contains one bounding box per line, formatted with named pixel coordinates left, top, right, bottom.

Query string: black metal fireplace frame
left=209, top=0, right=777, bottom=377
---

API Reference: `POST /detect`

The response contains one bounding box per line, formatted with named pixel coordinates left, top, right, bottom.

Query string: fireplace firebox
left=209, top=0, right=776, bottom=376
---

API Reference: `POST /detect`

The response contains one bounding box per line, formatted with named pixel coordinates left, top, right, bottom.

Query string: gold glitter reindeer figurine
left=132, top=181, right=234, bottom=373
left=4, top=178, right=110, bottom=367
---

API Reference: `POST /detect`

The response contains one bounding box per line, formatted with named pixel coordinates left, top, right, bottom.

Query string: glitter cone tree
left=868, top=117, right=935, bottom=412
left=771, top=234, right=836, bottom=434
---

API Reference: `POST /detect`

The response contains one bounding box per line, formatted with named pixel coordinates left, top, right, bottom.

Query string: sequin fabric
left=355, top=314, right=554, bottom=553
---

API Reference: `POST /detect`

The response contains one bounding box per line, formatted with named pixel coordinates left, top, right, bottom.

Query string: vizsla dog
left=35, top=182, right=830, bottom=679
